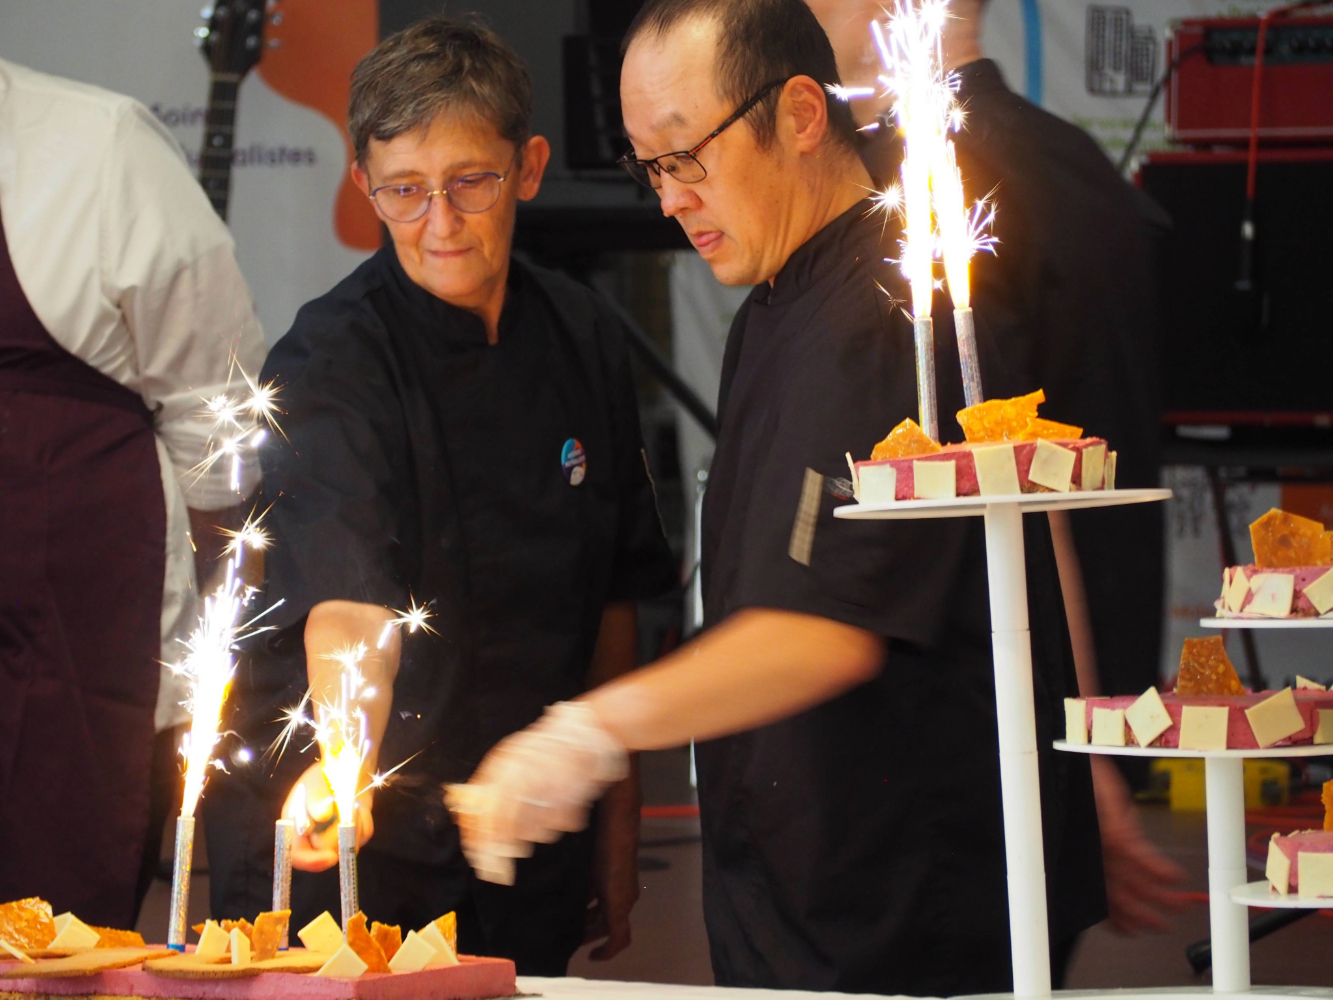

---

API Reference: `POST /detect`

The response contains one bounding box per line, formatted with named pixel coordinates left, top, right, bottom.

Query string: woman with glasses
left=199, top=17, right=675, bottom=975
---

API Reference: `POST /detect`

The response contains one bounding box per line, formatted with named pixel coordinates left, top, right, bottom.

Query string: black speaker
left=1138, top=150, right=1333, bottom=423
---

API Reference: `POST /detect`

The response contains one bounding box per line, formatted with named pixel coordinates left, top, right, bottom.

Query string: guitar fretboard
left=200, top=74, right=241, bottom=221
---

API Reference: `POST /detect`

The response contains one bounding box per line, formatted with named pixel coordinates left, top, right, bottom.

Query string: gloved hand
left=446, top=701, right=628, bottom=884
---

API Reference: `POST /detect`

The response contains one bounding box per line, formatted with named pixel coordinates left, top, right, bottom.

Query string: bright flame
left=873, top=1, right=955, bottom=320
left=825, top=83, right=878, bottom=102
left=934, top=143, right=997, bottom=310
left=314, top=644, right=372, bottom=825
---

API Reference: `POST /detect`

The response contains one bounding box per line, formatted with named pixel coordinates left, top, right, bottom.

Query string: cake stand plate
left=1230, top=880, right=1333, bottom=909
left=1054, top=741, right=1333, bottom=759
left=1200, top=617, right=1333, bottom=629
left=834, top=487, right=1171, bottom=520
left=959, top=989, right=1333, bottom=1000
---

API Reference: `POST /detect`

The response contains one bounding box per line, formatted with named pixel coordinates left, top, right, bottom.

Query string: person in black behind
left=449, top=1, right=1104, bottom=993
left=819, top=0, right=1187, bottom=935
left=200, top=18, right=676, bottom=974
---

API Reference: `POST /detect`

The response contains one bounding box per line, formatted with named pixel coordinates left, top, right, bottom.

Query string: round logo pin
left=561, top=438, right=587, bottom=486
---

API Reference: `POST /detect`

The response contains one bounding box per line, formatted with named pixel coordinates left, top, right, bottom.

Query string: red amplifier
left=1165, top=16, right=1333, bottom=145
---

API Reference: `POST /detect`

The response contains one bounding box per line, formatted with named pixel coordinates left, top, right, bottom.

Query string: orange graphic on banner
left=260, top=0, right=380, bottom=250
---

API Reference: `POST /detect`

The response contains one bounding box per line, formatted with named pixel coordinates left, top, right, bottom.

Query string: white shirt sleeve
left=101, top=101, right=267, bottom=510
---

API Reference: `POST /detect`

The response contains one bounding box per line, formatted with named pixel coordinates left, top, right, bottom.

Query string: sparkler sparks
left=376, top=598, right=438, bottom=649
left=824, top=83, right=877, bottom=102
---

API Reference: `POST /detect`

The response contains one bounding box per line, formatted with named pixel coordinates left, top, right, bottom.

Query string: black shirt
left=236, top=248, right=676, bottom=866
left=867, top=59, right=1170, bottom=703
left=694, top=201, right=1105, bottom=995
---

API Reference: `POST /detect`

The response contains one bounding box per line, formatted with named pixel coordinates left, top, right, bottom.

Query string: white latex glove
left=446, top=701, right=628, bottom=884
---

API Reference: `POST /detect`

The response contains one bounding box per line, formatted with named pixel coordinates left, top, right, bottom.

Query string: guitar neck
left=200, top=74, right=241, bottom=221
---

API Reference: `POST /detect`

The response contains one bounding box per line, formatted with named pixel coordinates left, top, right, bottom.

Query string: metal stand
left=1205, top=757, right=1249, bottom=993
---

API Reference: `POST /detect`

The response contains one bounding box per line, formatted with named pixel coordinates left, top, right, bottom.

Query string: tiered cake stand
left=838, top=488, right=1333, bottom=1000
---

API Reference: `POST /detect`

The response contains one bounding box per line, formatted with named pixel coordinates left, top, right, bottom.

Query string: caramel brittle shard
left=344, top=912, right=390, bottom=973
left=250, top=911, right=289, bottom=962
left=1176, top=636, right=1247, bottom=696
left=370, top=921, right=402, bottom=962
left=92, top=927, right=145, bottom=949
left=870, top=417, right=942, bottom=461
left=1323, top=779, right=1333, bottom=832
left=957, top=389, right=1045, bottom=443
left=0, top=898, right=55, bottom=952
left=436, top=912, right=456, bottom=953
left=1021, top=417, right=1084, bottom=441
left=1250, top=508, right=1333, bottom=568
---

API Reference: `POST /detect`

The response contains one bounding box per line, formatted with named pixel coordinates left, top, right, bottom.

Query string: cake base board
left=0, top=954, right=515, bottom=1000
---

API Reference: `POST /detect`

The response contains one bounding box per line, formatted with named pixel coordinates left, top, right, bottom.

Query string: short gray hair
left=349, top=16, right=532, bottom=166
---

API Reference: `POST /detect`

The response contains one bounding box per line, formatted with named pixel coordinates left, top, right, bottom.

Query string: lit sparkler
left=167, top=365, right=282, bottom=951
left=376, top=598, right=438, bottom=649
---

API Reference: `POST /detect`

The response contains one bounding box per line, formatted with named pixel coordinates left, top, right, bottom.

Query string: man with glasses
left=201, top=17, right=675, bottom=974
left=452, top=0, right=1103, bottom=993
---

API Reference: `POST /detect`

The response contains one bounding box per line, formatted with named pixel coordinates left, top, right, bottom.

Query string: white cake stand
left=835, top=488, right=1170, bottom=999
left=1054, top=741, right=1333, bottom=993
left=1200, top=617, right=1333, bottom=629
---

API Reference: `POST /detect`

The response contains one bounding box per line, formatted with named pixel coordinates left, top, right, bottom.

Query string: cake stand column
left=983, top=502, right=1051, bottom=1000
left=1204, top=756, right=1250, bottom=994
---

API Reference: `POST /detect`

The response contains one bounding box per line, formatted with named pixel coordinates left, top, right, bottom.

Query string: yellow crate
left=1148, top=759, right=1290, bottom=811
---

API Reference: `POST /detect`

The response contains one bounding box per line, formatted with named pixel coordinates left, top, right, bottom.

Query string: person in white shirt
left=0, top=57, right=265, bottom=929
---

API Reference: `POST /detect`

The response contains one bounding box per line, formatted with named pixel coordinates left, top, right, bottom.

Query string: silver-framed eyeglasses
left=618, top=78, right=790, bottom=190
left=368, top=162, right=514, bottom=222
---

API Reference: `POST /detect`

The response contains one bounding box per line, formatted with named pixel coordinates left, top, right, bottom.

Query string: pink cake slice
left=0, top=954, right=515, bottom=1000
left=854, top=437, right=1108, bottom=501
left=1217, top=564, right=1333, bottom=619
left=1074, top=690, right=1333, bottom=749
left=1269, top=830, right=1333, bottom=892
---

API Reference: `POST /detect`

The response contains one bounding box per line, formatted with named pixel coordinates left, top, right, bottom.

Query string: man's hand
left=585, top=766, right=641, bottom=961
left=283, top=760, right=375, bottom=872
left=1092, top=756, right=1188, bottom=934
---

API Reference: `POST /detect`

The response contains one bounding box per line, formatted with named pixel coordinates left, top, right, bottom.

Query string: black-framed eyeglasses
left=368, top=160, right=515, bottom=222
left=617, top=78, right=790, bottom=190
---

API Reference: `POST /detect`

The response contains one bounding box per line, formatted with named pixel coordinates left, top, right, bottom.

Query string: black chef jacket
left=214, top=248, right=675, bottom=873
left=867, top=59, right=1170, bottom=713
left=694, top=200, right=1105, bottom=996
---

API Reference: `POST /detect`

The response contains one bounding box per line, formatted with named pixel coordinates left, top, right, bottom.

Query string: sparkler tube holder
left=337, top=822, right=359, bottom=929
left=273, top=819, right=295, bottom=948
left=953, top=306, right=984, bottom=409
left=913, top=314, right=939, bottom=441
left=167, top=815, right=195, bottom=951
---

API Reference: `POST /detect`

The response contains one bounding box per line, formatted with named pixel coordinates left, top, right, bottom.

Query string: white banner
left=0, top=0, right=381, bottom=345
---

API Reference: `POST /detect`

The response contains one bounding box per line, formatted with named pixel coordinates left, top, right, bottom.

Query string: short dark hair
left=622, top=0, right=858, bottom=151
left=349, top=16, right=532, bottom=165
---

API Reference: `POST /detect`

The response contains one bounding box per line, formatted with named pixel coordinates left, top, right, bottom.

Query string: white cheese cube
left=1247, top=573, right=1295, bottom=618
left=1103, top=451, right=1117, bottom=489
left=1296, top=675, right=1326, bottom=691
left=1064, top=698, right=1088, bottom=745
left=857, top=464, right=897, bottom=505
left=1245, top=687, right=1305, bottom=748
left=1266, top=835, right=1291, bottom=895
left=1315, top=710, right=1333, bottom=745
left=315, top=942, right=369, bottom=979
left=1125, top=687, right=1172, bottom=747
left=1080, top=444, right=1106, bottom=491
left=230, top=928, right=251, bottom=967
left=1304, top=567, right=1333, bottom=615
left=1224, top=567, right=1250, bottom=615
left=49, top=913, right=99, bottom=951
left=1090, top=707, right=1126, bottom=746
left=1178, top=706, right=1229, bottom=751
left=1298, top=853, right=1333, bottom=898
left=1028, top=439, right=1076, bottom=492
left=297, top=911, right=344, bottom=954
left=973, top=443, right=1021, bottom=496
left=388, top=930, right=437, bottom=974
left=424, top=939, right=461, bottom=970
left=417, top=922, right=458, bottom=965
left=845, top=453, right=860, bottom=502
left=195, top=920, right=231, bottom=958
left=912, top=460, right=956, bottom=499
